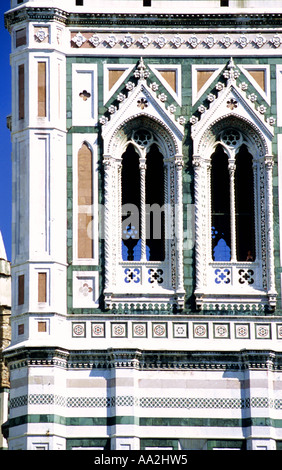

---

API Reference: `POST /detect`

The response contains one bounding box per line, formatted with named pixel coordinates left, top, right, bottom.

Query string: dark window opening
left=143, top=0, right=152, bottom=6
left=146, top=144, right=165, bottom=261
left=121, top=142, right=165, bottom=262
left=211, top=145, right=231, bottom=261
left=235, top=144, right=256, bottom=261
left=16, top=28, right=26, bottom=48
left=122, top=144, right=141, bottom=261
left=220, top=0, right=229, bottom=6
left=76, top=0, right=84, bottom=5
left=18, top=64, right=25, bottom=120
left=18, top=274, right=25, bottom=306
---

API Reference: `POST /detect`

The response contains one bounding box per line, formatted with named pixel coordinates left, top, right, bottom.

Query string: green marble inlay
left=7, top=414, right=282, bottom=430
left=65, top=54, right=282, bottom=316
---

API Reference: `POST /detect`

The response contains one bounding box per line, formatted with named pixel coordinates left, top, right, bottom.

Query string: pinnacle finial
left=134, top=57, right=150, bottom=81
left=223, top=57, right=240, bottom=82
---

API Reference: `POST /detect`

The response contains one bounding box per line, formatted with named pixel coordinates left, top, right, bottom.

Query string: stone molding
left=6, top=9, right=282, bottom=30
left=4, top=346, right=282, bottom=372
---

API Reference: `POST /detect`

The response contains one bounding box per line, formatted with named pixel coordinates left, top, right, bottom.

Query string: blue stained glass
left=213, top=238, right=231, bottom=261
left=121, top=240, right=150, bottom=261
left=122, top=242, right=129, bottom=261
left=133, top=240, right=142, bottom=261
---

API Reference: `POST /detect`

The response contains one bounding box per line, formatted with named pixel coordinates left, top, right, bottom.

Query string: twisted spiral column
left=192, top=155, right=204, bottom=294
left=228, top=160, right=236, bottom=262
left=139, top=158, right=147, bottom=262
left=264, top=155, right=277, bottom=308
left=175, top=155, right=184, bottom=294
left=103, top=155, right=113, bottom=294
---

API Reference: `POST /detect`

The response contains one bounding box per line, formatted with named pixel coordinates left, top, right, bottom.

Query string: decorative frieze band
left=10, top=393, right=282, bottom=411
left=71, top=319, right=282, bottom=342
left=71, top=31, right=282, bottom=51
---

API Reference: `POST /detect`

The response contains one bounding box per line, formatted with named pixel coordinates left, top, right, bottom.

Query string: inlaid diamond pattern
left=10, top=394, right=282, bottom=410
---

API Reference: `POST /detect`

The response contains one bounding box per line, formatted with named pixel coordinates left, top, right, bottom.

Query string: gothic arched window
left=145, top=143, right=165, bottom=262
left=103, top=121, right=185, bottom=311
left=235, top=144, right=256, bottom=262
left=121, top=134, right=165, bottom=262
left=121, top=143, right=141, bottom=261
left=211, top=144, right=231, bottom=262
left=211, top=140, right=256, bottom=263
left=193, top=121, right=277, bottom=312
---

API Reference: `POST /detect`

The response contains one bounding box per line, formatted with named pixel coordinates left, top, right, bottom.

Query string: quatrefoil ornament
left=79, top=90, right=91, bottom=101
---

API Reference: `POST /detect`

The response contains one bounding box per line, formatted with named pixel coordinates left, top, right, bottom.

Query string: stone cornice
left=5, top=8, right=282, bottom=31
left=4, top=7, right=68, bottom=31
left=3, top=346, right=282, bottom=371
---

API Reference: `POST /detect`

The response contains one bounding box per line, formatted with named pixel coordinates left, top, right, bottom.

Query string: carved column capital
left=265, top=155, right=274, bottom=169
left=192, top=155, right=202, bottom=168
left=103, top=155, right=113, bottom=167
left=175, top=155, right=184, bottom=168
left=228, top=161, right=236, bottom=174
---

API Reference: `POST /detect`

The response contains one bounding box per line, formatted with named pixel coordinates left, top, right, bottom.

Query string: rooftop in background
left=7, top=0, right=282, bottom=14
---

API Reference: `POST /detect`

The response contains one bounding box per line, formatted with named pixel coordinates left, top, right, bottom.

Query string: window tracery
left=211, top=130, right=256, bottom=264
left=193, top=118, right=277, bottom=312
left=102, top=118, right=185, bottom=310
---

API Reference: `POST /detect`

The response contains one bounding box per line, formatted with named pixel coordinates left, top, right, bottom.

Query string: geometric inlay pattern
left=132, top=322, right=147, bottom=338
left=193, top=323, right=208, bottom=338
left=69, top=321, right=282, bottom=341
left=255, top=323, right=272, bottom=339
left=173, top=323, right=188, bottom=338
left=213, top=323, right=230, bottom=339
left=152, top=322, right=167, bottom=338
left=91, top=322, right=105, bottom=338
left=11, top=394, right=282, bottom=410
left=111, top=322, right=127, bottom=338
left=235, top=323, right=250, bottom=339
left=72, top=322, right=86, bottom=338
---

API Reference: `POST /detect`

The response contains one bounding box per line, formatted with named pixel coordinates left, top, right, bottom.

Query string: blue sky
left=0, top=1, right=12, bottom=261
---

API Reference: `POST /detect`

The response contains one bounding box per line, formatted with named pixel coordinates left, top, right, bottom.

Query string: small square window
left=16, top=28, right=26, bottom=48
left=76, top=0, right=84, bottom=5
left=18, top=324, right=24, bottom=335
left=220, top=0, right=229, bottom=6
left=143, top=0, right=151, bottom=6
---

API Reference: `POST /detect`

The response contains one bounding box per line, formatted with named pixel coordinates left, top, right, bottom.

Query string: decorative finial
left=134, top=58, right=150, bottom=81
left=223, top=58, right=240, bottom=83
